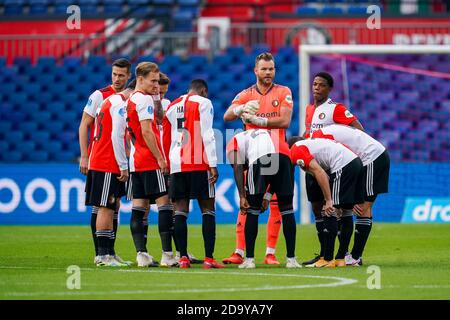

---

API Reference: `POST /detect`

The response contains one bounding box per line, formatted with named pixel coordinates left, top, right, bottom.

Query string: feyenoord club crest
left=319, top=112, right=326, bottom=120
left=272, top=100, right=279, bottom=107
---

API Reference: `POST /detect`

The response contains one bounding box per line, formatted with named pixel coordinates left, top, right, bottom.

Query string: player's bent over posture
left=227, top=129, right=301, bottom=269
left=289, top=137, right=364, bottom=268
left=311, top=124, right=390, bottom=266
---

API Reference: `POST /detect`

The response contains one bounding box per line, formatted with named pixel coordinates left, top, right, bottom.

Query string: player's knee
left=158, top=203, right=174, bottom=213
left=277, top=195, right=294, bottom=214
left=201, top=209, right=215, bottom=217
left=341, top=209, right=354, bottom=217
left=311, top=201, right=323, bottom=219
left=174, top=211, right=189, bottom=218
left=247, top=208, right=261, bottom=216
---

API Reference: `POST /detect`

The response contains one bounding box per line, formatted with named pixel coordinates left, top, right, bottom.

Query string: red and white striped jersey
left=83, top=85, right=116, bottom=156
left=226, top=129, right=282, bottom=165
left=304, top=98, right=357, bottom=138
left=312, top=124, right=385, bottom=166
left=163, top=94, right=217, bottom=174
left=88, top=93, right=128, bottom=174
left=126, top=91, right=162, bottom=172
left=290, top=138, right=357, bottom=173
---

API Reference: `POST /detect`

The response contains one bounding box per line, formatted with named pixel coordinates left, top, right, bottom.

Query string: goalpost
left=297, top=44, right=450, bottom=224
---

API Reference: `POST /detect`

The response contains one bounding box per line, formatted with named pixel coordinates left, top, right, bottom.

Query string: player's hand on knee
left=240, top=197, right=250, bottom=213
left=323, top=199, right=335, bottom=216
left=261, top=199, right=269, bottom=212
left=353, top=203, right=364, bottom=216
left=243, top=100, right=260, bottom=115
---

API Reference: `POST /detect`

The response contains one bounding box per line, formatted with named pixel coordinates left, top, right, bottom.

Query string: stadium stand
left=0, top=48, right=449, bottom=163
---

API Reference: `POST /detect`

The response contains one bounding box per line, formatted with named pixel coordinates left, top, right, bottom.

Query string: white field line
left=0, top=265, right=358, bottom=297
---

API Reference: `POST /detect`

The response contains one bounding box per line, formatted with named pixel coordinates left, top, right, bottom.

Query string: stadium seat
left=227, top=46, right=246, bottom=57
left=13, top=57, right=31, bottom=68
left=18, top=122, right=39, bottom=135
left=178, top=0, right=199, bottom=5
left=0, top=83, right=17, bottom=96
left=29, top=0, right=49, bottom=15
left=153, top=0, right=175, bottom=4
left=0, top=141, right=9, bottom=154
left=7, top=151, right=23, bottom=162
left=56, top=111, right=78, bottom=124
left=4, top=0, right=24, bottom=15
left=78, top=0, right=97, bottom=4
left=26, top=150, right=50, bottom=162
left=0, top=121, right=12, bottom=132
left=33, top=131, right=51, bottom=145
left=296, top=6, right=319, bottom=14
left=87, top=55, right=107, bottom=67
left=52, top=151, right=75, bottom=162
left=348, top=6, right=368, bottom=15
left=37, top=56, right=56, bottom=69
left=45, top=122, right=65, bottom=136
left=14, top=141, right=37, bottom=155
left=31, top=111, right=52, bottom=126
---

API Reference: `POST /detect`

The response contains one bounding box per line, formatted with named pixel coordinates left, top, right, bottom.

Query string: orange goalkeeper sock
left=236, top=211, right=247, bottom=251
left=266, top=200, right=282, bottom=251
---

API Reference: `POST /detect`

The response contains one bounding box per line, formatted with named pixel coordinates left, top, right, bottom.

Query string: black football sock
left=111, top=211, right=118, bottom=256
left=90, top=207, right=99, bottom=256
left=336, top=213, right=354, bottom=259
left=202, top=210, right=216, bottom=259
left=143, top=216, right=149, bottom=247
left=315, top=216, right=325, bottom=257
left=323, top=216, right=338, bottom=261
left=244, top=210, right=259, bottom=258
left=351, top=216, right=373, bottom=260
left=107, top=230, right=115, bottom=256
left=171, top=215, right=179, bottom=252
left=130, top=207, right=147, bottom=253
left=174, top=212, right=188, bottom=258
left=158, top=205, right=174, bottom=253
left=281, top=210, right=296, bottom=258
left=96, top=230, right=112, bottom=257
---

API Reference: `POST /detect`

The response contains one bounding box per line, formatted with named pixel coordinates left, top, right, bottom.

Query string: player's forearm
left=142, top=127, right=164, bottom=161
left=151, top=94, right=163, bottom=125
left=78, top=124, right=89, bottom=158
left=223, top=105, right=242, bottom=122
left=202, top=128, right=218, bottom=167
left=314, top=170, right=333, bottom=203
left=267, top=116, right=291, bottom=129
left=111, top=131, right=128, bottom=170
left=233, top=164, right=246, bottom=198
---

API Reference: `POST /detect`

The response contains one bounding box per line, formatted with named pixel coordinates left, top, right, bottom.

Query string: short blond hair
left=135, top=62, right=159, bottom=78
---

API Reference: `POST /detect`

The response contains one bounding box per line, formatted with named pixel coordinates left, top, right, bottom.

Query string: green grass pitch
left=1, top=224, right=449, bottom=300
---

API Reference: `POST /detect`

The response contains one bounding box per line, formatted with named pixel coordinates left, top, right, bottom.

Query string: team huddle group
left=79, top=52, right=390, bottom=269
